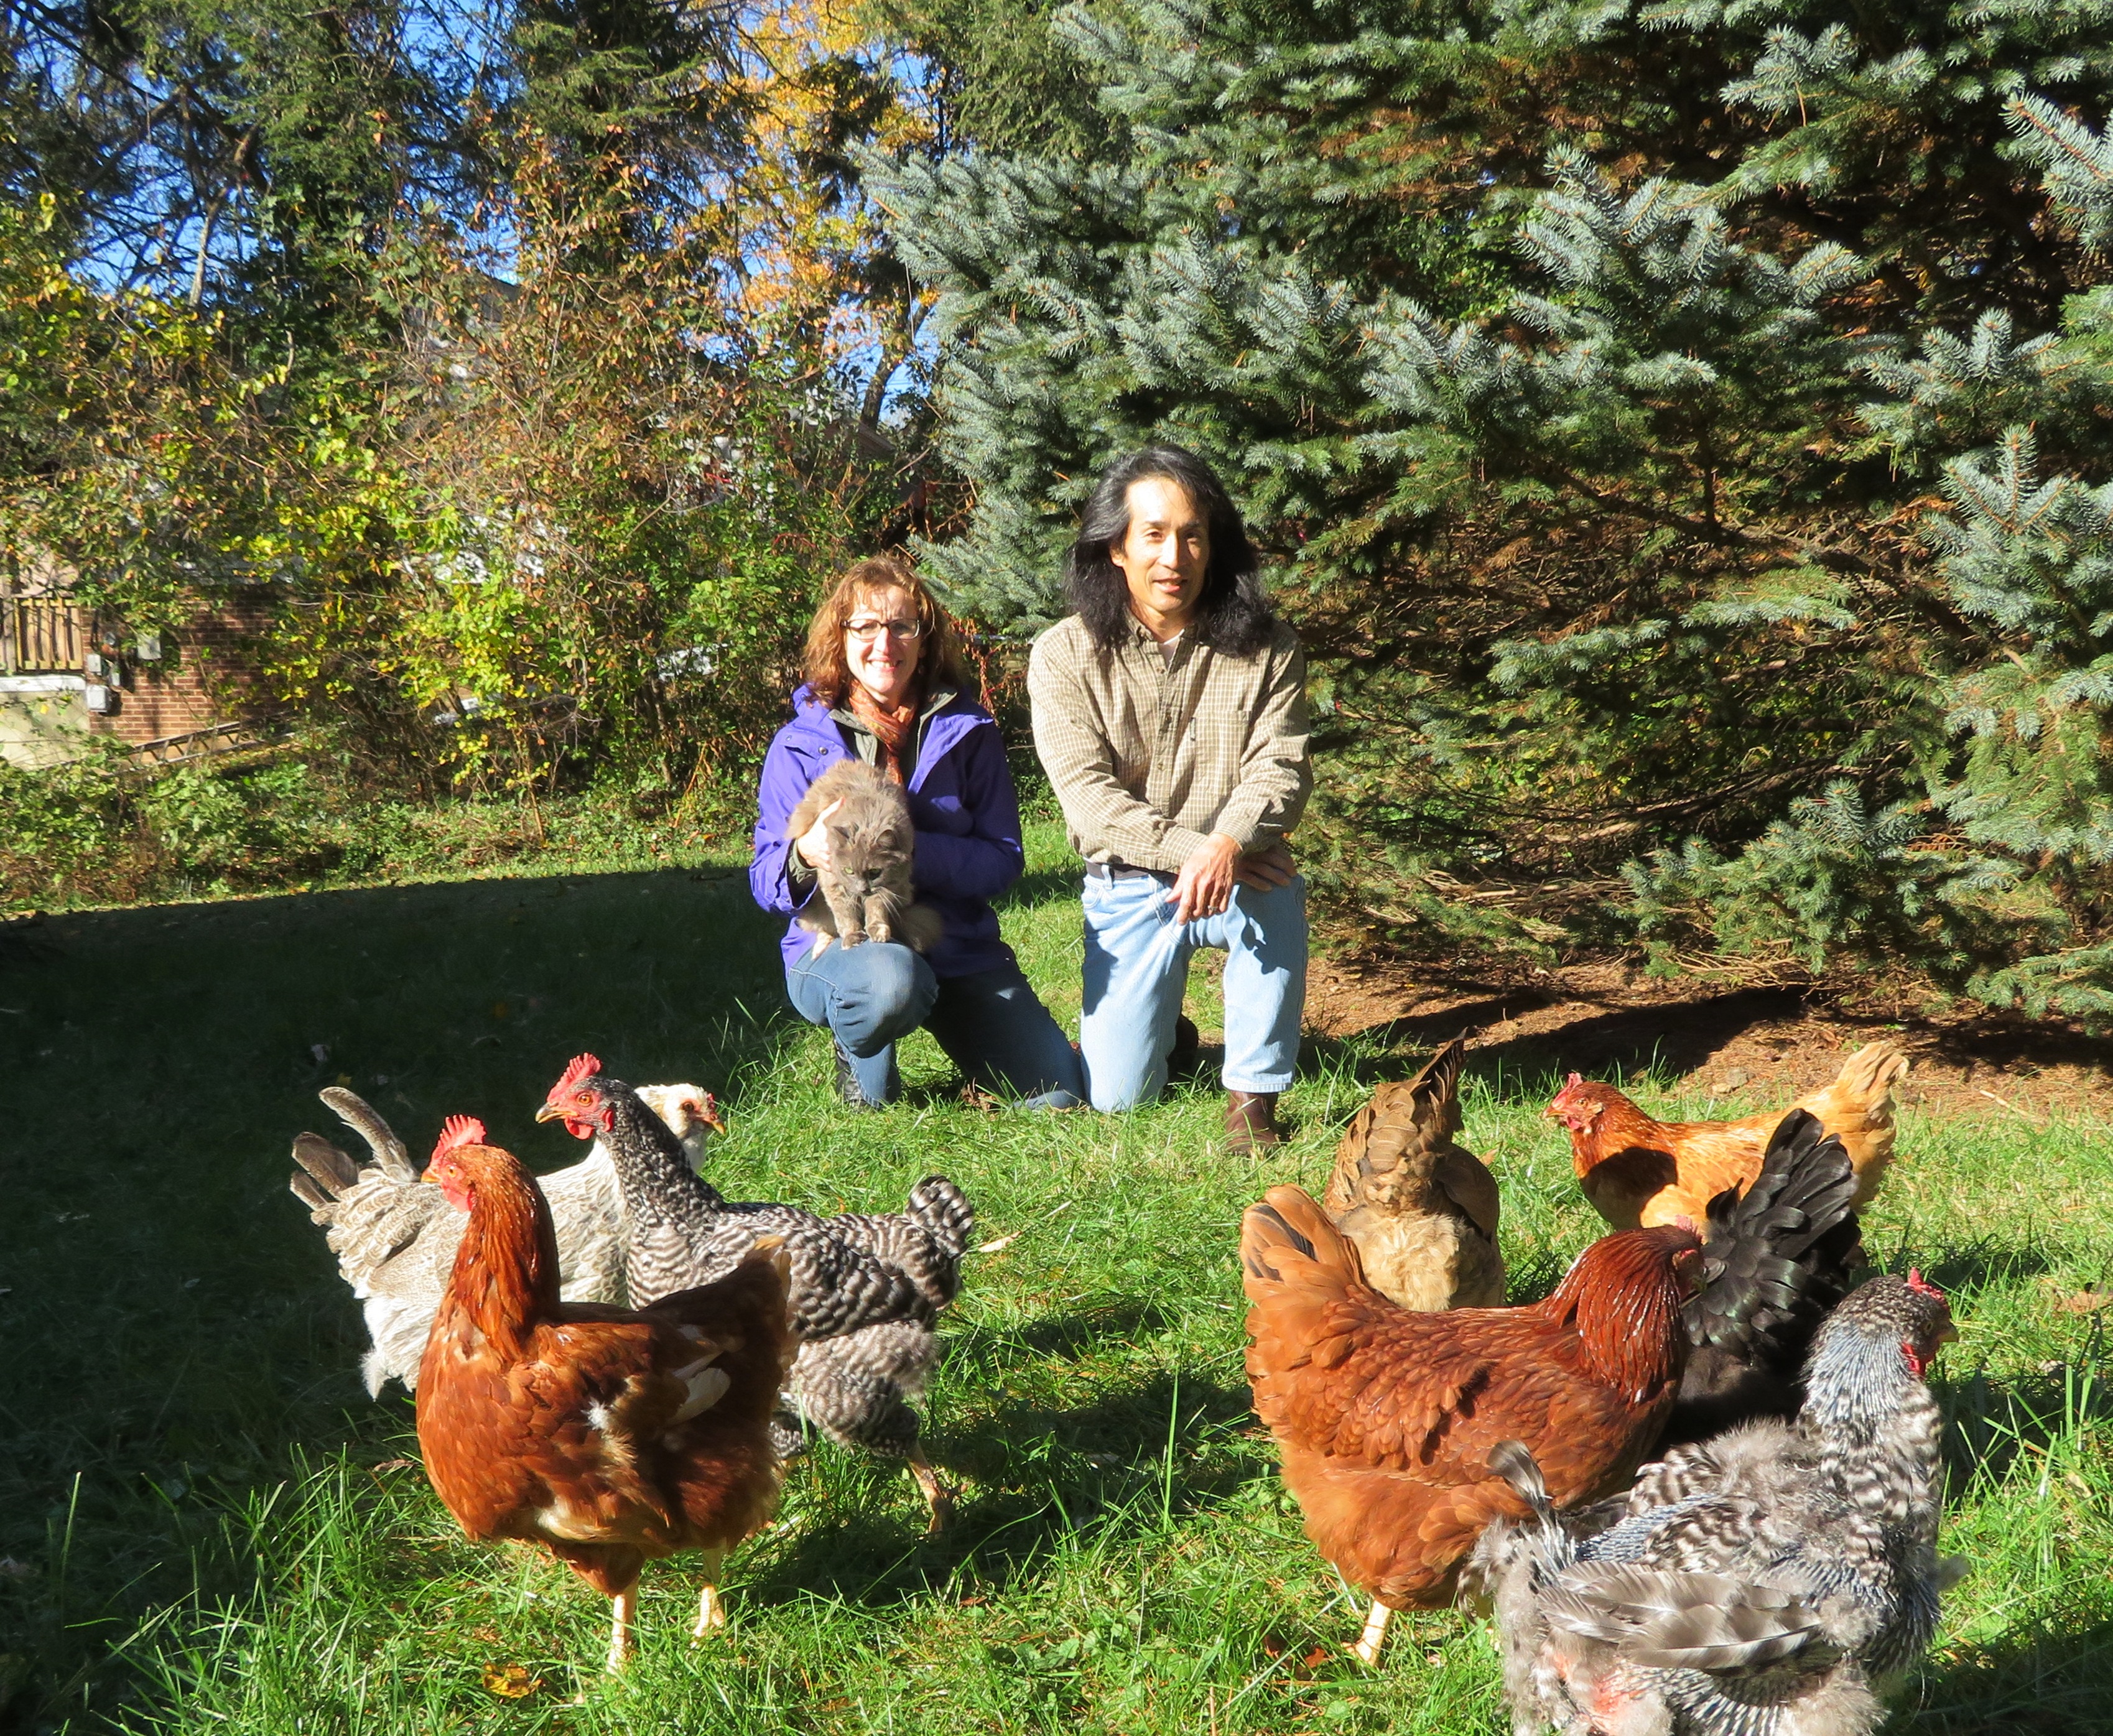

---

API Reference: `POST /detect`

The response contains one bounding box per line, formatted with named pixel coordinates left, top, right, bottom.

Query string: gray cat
left=787, top=759, right=945, bottom=952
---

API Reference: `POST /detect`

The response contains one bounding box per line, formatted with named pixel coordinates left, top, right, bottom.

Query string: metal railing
left=126, top=721, right=281, bottom=766
left=1, top=596, right=86, bottom=675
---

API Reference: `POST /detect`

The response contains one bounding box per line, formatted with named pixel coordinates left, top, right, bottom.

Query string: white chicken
left=288, top=1083, right=721, bottom=1395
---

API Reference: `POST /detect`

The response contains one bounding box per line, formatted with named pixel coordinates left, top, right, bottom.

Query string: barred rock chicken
left=1474, top=1273, right=1959, bottom=1735
left=1546, top=1041, right=1906, bottom=1232
left=289, top=1084, right=720, bottom=1395
left=1662, top=1109, right=1865, bottom=1451
left=416, top=1116, right=796, bottom=1671
left=1242, top=1185, right=1702, bottom=1665
left=539, top=1054, right=973, bottom=1532
left=1322, top=1039, right=1507, bottom=1312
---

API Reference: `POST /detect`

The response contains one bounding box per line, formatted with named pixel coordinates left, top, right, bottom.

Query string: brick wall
left=86, top=595, right=276, bottom=746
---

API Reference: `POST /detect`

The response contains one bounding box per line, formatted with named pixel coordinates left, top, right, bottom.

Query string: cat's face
left=825, top=797, right=916, bottom=891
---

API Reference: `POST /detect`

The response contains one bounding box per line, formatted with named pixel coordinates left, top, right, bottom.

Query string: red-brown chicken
left=1546, top=1039, right=1906, bottom=1231
left=415, top=1115, right=797, bottom=1670
left=1242, top=1185, right=1699, bottom=1664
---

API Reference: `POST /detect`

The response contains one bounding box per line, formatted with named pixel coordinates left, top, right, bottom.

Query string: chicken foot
left=1350, top=1600, right=1391, bottom=1666
left=908, top=1446, right=954, bottom=1535
left=692, top=1548, right=728, bottom=1639
left=607, top=1585, right=639, bottom=1672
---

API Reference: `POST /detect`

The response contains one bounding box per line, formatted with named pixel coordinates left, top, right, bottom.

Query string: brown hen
left=415, top=1116, right=797, bottom=1670
left=1546, top=1039, right=1906, bottom=1231
left=1322, top=1039, right=1505, bottom=1312
left=1242, top=1185, right=1699, bottom=1664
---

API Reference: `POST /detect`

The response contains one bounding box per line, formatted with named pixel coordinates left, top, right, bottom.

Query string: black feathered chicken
left=1661, top=1108, right=1865, bottom=1451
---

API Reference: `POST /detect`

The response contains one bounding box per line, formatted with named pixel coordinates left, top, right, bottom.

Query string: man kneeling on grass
left=1028, top=444, right=1312, bottom=1151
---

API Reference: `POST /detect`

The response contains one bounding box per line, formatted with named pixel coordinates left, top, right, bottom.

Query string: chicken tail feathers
left=320, top=1088, right=417, bottom=1182
left=1321, top=1039, right=1465, bottom=1217
left=905, top=1176, right=974, bottom=1262
left=1242, top=1185, right=1365, bottom=1294
left=1688, top=1108, right=1862, bottom=1364
left=1543, top=1564, right=1825, bottom=1673
left=290, top=1131, right=361, bottom=1212
left=1487, top=1440, right=1552, bottom=1515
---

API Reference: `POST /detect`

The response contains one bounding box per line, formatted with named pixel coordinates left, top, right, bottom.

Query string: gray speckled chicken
left=1322, top=1039, right=1505, bottom=1312
left=289, top=1083, right=720, bottom=1395
left=538, top=1054, right=973, bottom=1532
left=1472, top=1273, right=1961, bottom=1736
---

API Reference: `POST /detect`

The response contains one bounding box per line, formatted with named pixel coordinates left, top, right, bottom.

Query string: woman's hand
left=795, top=799, right=843, bottom=873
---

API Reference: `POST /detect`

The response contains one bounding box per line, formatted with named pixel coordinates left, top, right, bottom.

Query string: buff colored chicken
left=1322, top=1039, right=1506, bottom=1312
left=1546, top=1041, right=1906, bottom=1232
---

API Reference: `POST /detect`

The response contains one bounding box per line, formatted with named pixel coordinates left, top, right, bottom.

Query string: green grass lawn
left=2, top=820, right=2110, bottom=1734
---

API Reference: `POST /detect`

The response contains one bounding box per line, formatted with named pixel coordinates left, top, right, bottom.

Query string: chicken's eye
left=575, top=1090, right=592, bottom=1104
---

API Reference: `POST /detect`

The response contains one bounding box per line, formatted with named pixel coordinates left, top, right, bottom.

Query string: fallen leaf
left=1301, top=1646, right=1330, bottom=1670
left=481, top=1661, right=541, bottom=1699
left=2056, top=1291, right=2113, bottom=1314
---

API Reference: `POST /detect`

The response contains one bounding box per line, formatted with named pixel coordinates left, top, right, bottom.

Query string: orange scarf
left=849, top=684, right=919, bottom=784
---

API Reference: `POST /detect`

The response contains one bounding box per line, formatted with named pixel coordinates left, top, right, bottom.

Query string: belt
left=1084, top=860, right=1174, bottom=883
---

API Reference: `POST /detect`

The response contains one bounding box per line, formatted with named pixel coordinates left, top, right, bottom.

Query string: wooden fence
left=1, top=595, right=85, bottom=675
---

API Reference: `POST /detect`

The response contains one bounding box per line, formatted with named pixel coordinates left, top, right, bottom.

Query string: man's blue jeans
left=785, top=940, right=1086, bottom=1108
left=1077, top=871, right=1307, bottom=1112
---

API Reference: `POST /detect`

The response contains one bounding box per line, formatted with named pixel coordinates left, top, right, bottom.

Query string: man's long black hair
left=1064, top=445, right=1276, bottom=656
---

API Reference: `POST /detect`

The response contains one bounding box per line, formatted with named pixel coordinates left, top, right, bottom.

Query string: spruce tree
left=872, top=0, right=2113, bottom=1014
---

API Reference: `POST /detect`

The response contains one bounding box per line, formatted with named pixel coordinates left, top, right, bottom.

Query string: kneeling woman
left=751, top=557, right=1086, bottom=1109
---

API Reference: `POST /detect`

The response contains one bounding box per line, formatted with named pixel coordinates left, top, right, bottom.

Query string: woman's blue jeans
left=785, top=940, right=1086, bottom=1109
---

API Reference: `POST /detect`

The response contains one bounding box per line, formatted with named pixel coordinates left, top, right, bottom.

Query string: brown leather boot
left=1225, top=1090, right=1284, bottom=1155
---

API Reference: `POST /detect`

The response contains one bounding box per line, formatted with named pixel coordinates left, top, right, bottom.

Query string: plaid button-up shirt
left=1026, top=612, right=1312, bottom=874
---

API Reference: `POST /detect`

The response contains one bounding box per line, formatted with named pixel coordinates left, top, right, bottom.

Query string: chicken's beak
left=1938, top=1321, right=1959, bottom=1345
left=533, top=1101, right=565, bottom=1124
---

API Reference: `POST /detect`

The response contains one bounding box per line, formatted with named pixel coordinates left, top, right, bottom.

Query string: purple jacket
left=750, top=684, right=1024, bottom=979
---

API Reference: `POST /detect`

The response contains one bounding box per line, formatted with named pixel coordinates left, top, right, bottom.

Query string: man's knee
left=1238, top=878, right=1308, bottom=963
left=1088, top=1070, right=1162, bottom=1114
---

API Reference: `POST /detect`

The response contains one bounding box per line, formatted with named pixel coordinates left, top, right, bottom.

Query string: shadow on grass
left=1304, top=986, right=1812, bottom=1103
left=997, top=865, right=1084, bottom=912
left=1905, top=1602, right=2113, bottom=1733
left=952, top=1297, right=1181, bottom=1363
left=1939, top=1336, right=2110, bottom=1488
left=750, top=1370, right=1264, bottom=1611
left=0, top=862, right=797, bottom=1732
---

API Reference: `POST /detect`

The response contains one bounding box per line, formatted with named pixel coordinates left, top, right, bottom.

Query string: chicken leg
left=607, top=1586, right=639, bottom=1672
left=692, top=1548, right=727, bottom=1638
left=908, top=1446, right=953, bottom=1535
left=1350, top=1600, right=1391, bottom=1666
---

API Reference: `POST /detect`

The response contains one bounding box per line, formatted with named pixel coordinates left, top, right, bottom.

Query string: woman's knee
left=820, top=942, right=936, bottom=1049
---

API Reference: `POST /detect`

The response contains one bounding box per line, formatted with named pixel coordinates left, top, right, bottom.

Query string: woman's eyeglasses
left=846, top=618, right=925, bottom=641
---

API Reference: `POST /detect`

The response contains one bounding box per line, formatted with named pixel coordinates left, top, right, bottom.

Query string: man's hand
left=1168, top=832, right=1242, bottom=922
left=794, top=799, right=843, bottom=873
left=1233, top=840, right=1296, bottom=891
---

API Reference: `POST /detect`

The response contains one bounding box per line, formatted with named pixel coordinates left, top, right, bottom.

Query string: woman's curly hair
left=802, top=555, right=972, bottom=708
left=1064, top=445, right=1276, bottom=657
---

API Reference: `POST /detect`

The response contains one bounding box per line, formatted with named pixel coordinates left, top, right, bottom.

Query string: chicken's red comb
left=1907, top=1268, right=1945, bottom=1299
left=548, top=1052, right=603, bottom=1099
left=1559, top=1071, right=1584, bottom=1090
left=433, top=1115, right=486, bottom=1159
